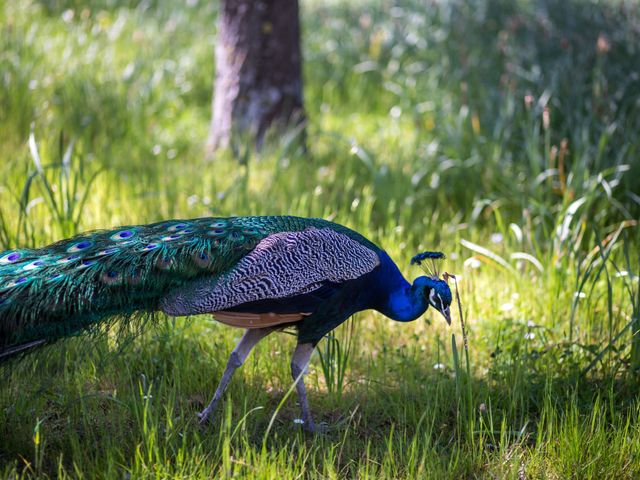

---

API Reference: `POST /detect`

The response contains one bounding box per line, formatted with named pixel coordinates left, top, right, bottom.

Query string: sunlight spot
left=318, top=166, right=331, bottom=178
left=62, top=9, right=74, bottom=23
left=500, top=302, right=515, bottom=312
left=464, top=257, right=481, bottom=269
left=187, top=194, right=199, bottom=207
left=123, top=63, right=135, bottom=80
left=524, top=94, right=534, bottom=109
left=615, top=271, right=639, bottom=282
left=426, top=141, right=438, bottom=156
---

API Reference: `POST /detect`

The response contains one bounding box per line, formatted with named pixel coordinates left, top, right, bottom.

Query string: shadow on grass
left=1, top=323, right=639, bottom=476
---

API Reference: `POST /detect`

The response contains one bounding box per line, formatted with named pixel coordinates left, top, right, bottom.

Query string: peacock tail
left=0, top=215, right=376, bottom=358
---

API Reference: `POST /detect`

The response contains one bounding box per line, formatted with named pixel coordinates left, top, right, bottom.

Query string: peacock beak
left=440, top=306, right=451, bottom=325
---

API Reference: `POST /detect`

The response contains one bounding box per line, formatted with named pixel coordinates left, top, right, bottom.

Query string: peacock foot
left=294, top=417, right=329, bottom=434
left=310, top=421, right=329, bottom=434
left=197, top=408, right=214, bottom=426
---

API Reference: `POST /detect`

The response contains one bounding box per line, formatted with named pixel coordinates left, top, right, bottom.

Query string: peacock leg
left=198, top=327, right=274, bottom=425
left=291, top=342, right=322, bottom=433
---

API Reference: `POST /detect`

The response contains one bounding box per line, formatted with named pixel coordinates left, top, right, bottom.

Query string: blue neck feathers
left=368, top=252, right=433, bottom=322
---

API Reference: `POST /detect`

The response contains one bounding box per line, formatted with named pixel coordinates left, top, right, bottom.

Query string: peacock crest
left=410, top=251, right=446, bottom=279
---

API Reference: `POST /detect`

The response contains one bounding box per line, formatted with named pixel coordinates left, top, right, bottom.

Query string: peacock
left=0, top=215, right=452, bottom=432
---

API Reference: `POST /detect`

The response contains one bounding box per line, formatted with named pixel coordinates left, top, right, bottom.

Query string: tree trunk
left=207, top=0, right=304, bottom=153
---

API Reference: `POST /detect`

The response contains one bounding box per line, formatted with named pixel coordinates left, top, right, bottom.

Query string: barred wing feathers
left=160, top=228, right=380, bottom=327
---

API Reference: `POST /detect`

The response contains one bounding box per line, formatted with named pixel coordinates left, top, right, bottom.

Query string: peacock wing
left=159, top=227, right=380, bottom=320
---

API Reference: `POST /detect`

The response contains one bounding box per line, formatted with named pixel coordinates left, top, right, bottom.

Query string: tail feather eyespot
left=0, top=251, right=24, bottom=264
left=192, top=251, right=212, bottom=268
left=167, top=223, right=188, bottom=232
left=46, top=273, right=65, bottom=283
left=209, top=221, right=228, bottom=229
left=127, top=269, right=143, bottom=285
left=22, top=260, right=46, bottom=271
left=101, top=270, right=123, bottom=285
left=140, top=243, right=160, bottom=252
left=57, top=254, right=81, bottom=264
left=96, top=247, right=119, bottom=256
left=110, top=229, right=136, bottom=241
left=156, top=256, right=173, bottom=270
left=2, top=277, right=30, bottom=289
left=161, top=234, right=181, bottom=242
left=67, top=240, right=93, bottom=253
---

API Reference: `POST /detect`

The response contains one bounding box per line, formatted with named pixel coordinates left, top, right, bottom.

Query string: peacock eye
left=437, top=293, right=445, bottom=310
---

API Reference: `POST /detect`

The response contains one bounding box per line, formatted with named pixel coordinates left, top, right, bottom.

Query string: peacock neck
left=371, top=252, right=430, bottom=322
left=383, top=282, right=429, bottom=322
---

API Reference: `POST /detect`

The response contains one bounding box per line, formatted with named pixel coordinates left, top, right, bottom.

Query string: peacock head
left=411, top=251, right=452, bottom=325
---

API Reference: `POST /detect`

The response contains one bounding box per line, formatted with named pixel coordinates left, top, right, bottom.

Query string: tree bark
left=207, top=0, right=304, bottom=153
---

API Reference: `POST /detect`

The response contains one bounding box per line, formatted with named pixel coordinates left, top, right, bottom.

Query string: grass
left=1, top=0, right=640, bottom=477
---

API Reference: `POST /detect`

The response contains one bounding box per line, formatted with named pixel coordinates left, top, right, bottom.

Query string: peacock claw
left=296, top=418, right=329, bottom=434
left=197, top=409, right=213, bottom=426
left=308, top=422, right=329, bottom=434
left=312, top=422, right=330, bottom=434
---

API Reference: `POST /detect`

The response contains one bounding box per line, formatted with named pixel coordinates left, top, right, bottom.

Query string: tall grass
left=1, top=0, right=640, bottom=478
